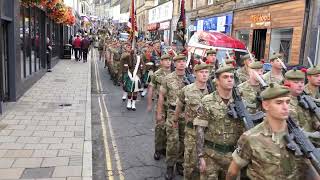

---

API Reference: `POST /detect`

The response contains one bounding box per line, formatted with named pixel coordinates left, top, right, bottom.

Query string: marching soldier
left=194, top=65, right=245, bottom=180
left=238, top=61, right=265, bottom=113
left=305, top=66, right=320, bottom=99
left=263, top=53, right=285, bottom=85
left=157, top=55, right=187, bottom=180
left=111, top=41, right=122, bottom=86
left=284, top=69, right=320, bottom=145
left=227, top=83, right=318, bottom=180
left=147, top=54, right=172, bottom=160
left=237, top=54, right=253, bottom=84
left=175, top=63, right=211, bottom=180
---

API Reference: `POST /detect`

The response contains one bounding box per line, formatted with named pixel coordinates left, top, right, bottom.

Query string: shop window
left=269, top=28, right=293, bottom=63
left=236, top=30, right=250, bottom=47
left=30, top=7, right=36, bottom=74
left=25, top=7, right=31, bottom=76
left=192, top=0, right=197, bottom=9
left=20, top=7, right=26, bottom=79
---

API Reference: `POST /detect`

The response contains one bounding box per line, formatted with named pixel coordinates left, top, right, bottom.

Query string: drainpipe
left=300, top=0, right=311, bottom=65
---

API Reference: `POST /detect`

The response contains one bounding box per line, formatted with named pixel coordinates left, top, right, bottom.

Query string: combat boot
left=126, top=99, right=132, bottom=110
left=131, top=100, right=136, bottom=111
left=122, top=92, right=127, bottom=101
left=165, top=166, right=174, bottom=180
left=176, top=163, right=184, bottom=176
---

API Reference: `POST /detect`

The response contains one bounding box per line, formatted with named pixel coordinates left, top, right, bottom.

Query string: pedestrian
left=226, top=83, right=319, bottom=180
left=194, top=64, right=245, bottom=180
left=46, top=37, right=52, bottom=72
left=81, top=35, right=90, bottom=63
left=175, top=63, right=211, bottom=180
left=73, top=34, right=81, bottom=61
left=157, top=55, right=187, bottom=180
left=147, top=54, right=172, bottom=161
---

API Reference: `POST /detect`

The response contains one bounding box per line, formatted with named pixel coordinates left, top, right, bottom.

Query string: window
left=192, top=0, right=197, bottom=9
left=208, top=0, right=213, bottom=5
left=236, top=30, right=250, bottom=47
left=20, top=7, right=26, bottom=79
left=269, top=28, right=293, bottom=63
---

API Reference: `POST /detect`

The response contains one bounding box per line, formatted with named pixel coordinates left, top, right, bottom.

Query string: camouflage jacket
left=150, top=68, right=170, bottom=99
left=263, top=71, right=284, bottom=85
left=238, top=81, right=262, bottom=113
left=160, top=71, right=185, bottom=108
left=305, top=83, right=320, bottom=100
left=177, top=83, right=209, bottom=123
left=237, top=67, right=249, bottom=84
left=194, top=91, right=245, bottom=146
left=289, top=96, right=319, bottom=132
left=232, top=119, right=309, bottom=180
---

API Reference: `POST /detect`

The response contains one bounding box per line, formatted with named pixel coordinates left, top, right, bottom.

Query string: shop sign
left=147, top=23, right=159, bottom=31
left=159, top=21, right=170, bottom=30
left=195, top=14, right=233, bottom=33
left=250, top=13, right=271, bottom=27
left=148, top=1, right=173, bottom=24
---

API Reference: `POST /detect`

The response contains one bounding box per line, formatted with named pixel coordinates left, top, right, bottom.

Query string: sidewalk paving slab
left=0, top=58, right=92, bottom=180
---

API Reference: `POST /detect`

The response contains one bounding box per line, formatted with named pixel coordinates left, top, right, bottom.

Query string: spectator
left=81, top=35, right=90, bottom=63
left=73, top=34, right=81, bottom=61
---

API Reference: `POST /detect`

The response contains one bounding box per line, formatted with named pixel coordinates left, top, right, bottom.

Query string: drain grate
left=59, top=103, right=72, bottom=107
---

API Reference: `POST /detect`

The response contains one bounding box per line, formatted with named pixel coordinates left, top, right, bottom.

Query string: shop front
left=159, top=21, right=171, bottom=45
left=195, top=13, right=233, bottom=35
left=232, top=0, right=306, bottom=64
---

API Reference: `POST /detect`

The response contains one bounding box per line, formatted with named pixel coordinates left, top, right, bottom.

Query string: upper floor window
left=208, top=0, right=213, bottom=5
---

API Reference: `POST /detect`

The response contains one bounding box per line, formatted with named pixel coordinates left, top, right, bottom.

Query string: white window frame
left=208, top=0, right=213, bottom=5
left=192, top=0, right=197, bottom=9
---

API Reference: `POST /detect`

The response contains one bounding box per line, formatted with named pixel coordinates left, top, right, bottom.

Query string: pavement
left=0, top=56, right=92, bottom=179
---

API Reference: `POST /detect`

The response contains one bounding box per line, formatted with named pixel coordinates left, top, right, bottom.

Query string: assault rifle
left=184, top=51, right=196, bottom=85
left=228, top=72, right=265, bottom=130
left=298, top=92, right=320, bottom=120
left=285, top=116, right=320, bottom=174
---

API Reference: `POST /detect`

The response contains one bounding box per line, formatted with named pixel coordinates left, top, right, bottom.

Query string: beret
left=215, top=65, right=235, bottom=75
left=307, top=66, right=320, bottom=75
left=161, top=54, right=171, bottom=60
left=206, top=49, right=216, bottom=55
left=270, top=53, right=283, bottom=61
left=285, top=69, right=305, bottom=80
left=194, top=63, right=210, bottom=71
left=173, top=55, right=187, bottom=61
left=249, top=61, right=263, bottom=69
left=261, top=83, right=290, bottom=100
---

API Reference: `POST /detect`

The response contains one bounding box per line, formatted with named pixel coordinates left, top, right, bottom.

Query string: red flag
left=129, top=0, right=138, bottom=38
left=177, top=0, right=186, bottom=46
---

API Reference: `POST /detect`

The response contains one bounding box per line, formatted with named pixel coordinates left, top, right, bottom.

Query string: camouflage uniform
left=305, top=83, right=320, bottom=100
left=177, top=83, right=209, bottom=180
left=232, top=119, right=309, bottom=180
left=160, top=71, right=185, bottom=167
left=263, top=71, right=284, bottom=85
left=194, top=92, right=245, bottom=180
left=238, top=82, right=262, bottom=113
left=111, top=47, right=122, bottom=85
left=150, top=68, right=170, bottom=154
left=237, top=67, right=249, bottom=84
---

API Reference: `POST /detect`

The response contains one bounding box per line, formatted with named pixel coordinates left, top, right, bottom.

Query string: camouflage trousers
left=200, top=148, right=232, bottom=180
left=184, top=126, right=200, bottom=180
left=154, top=106, right=167, bottom=152
left=165, top=110, right=185, bottom=166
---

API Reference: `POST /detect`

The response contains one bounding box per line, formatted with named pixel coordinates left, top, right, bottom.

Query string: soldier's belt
left=204, top=140, right=235, bottom=153
left=186, top=121, right=194, bottom=129
left=168, top=104, right=185, bottom=111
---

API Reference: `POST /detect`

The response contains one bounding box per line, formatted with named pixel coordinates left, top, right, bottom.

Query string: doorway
left=252, top=29, right=267, bottom=61
left=0, top=22, right=9, bottom=101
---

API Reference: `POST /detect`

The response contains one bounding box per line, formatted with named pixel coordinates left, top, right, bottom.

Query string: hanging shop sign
left=195, top=14, right=233, bottom=34
left=250, top=13, right=271, bottom=27
left=159, top=21, right=170, bottom=30
left=147, top=23, right=160, bottom=31
left=148, top=1, right=173, bottom=24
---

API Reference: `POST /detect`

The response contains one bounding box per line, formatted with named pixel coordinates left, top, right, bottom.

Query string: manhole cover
left=54, top=79, right=67, bottom=82
left=59, top=103, right=72, bottom=107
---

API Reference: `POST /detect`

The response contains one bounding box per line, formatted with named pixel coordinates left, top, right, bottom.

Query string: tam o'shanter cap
left=194, top=63, right=210, bottom=71
left=161, top=54, right=171, bottom=60
left=173, top=55, right=187, bottom=61
left=260, top=83, right=290, bottom=100
left=249, top=61, right=263, bottom=69
left=240, top=54, right=251, bottom=61
left=270, top=53, right=283, bottom=61
left=285, top=69, right=305, bottom=80
left=307, top=66, right=320, bottom=75
left=215, top=65, right=235, bottom=75
left=206, top=49, right=216, bottom=55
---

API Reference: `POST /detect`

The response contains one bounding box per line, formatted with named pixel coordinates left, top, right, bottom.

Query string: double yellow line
left=94, top=56, right=125, bottom=180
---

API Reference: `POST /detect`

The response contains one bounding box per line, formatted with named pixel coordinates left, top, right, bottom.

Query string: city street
left=91, top=51, right=179, bottom=180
